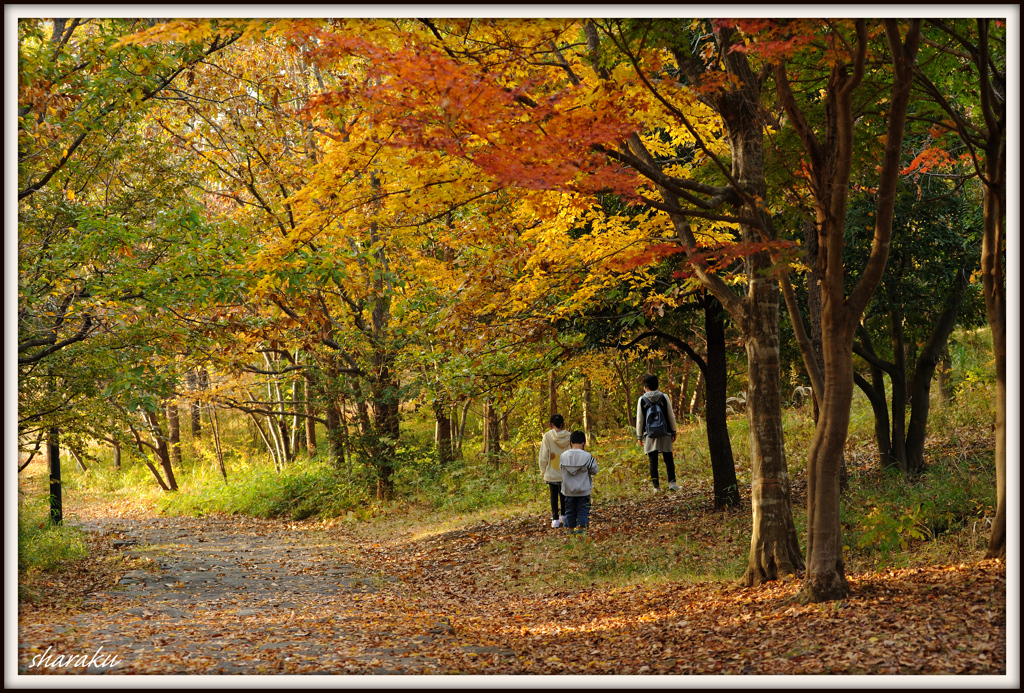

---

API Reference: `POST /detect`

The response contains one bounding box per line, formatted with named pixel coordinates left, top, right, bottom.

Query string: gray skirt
left=642, top=435, right=674, bottom=454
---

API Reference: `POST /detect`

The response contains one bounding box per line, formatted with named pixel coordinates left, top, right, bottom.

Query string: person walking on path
left=538, top=414, right=572, bottom=528
left=559, top=431, right=598, bottom=533
left=636, top=374, right=679, bottom=492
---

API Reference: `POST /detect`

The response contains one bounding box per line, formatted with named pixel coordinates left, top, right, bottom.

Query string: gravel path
left=18, top=514, right=462, bottom=675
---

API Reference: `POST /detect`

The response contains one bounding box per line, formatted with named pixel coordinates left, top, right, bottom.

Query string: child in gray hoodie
left=559, top=431, right=598, bottom=532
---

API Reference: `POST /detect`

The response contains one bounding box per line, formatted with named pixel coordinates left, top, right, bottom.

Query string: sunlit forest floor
left=17, top=375, right=1007, bottom=676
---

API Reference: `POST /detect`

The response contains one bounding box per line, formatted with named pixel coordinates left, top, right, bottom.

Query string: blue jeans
left=563, top=495, right=591, bottom=529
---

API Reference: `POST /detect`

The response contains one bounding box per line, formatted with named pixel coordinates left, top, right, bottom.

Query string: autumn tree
left=756, top=19, right=923, bottom=602
left=847, top=180, right=983, bottom=475
left=908, top=18, right=1006, bottom=558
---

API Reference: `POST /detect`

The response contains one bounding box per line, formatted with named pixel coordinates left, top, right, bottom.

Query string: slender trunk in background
left=936, top=343, right=954, bottom=404
left=292, top=376, right=305, bottom=454
left=70, top=448, right=89, bottom=473
left=145, top=409, right=178, bottom=491
left=888, top=308, right=909, bottom=472
left=689, top=369, right=705, bottom=416
left=582, top=377, right=594, bottom=444
left=680, top=357, right=692, bottom=419
left=325, top=400, right=342, bottom=468
left=111, top=417, right=121, bottom=471
left=248, top=411, right=278, bottom=469
left=457, top=399, right=471, bottom=456
left=209, top=408, right=228, bottom=481
left=500, top=406, right=510, bottom=442
left=666, top=363, right=683, bottom=422
left=433, top=397, right=454, bottom=464
left=167, top=401, right=181, bottom=468
left=304, top=371, right=318, bottom=457
left=904, top=266, right=970, bottom=474
left=187, top=370, right=202, bottom=439
left=548, top=370, right=557, bottom=417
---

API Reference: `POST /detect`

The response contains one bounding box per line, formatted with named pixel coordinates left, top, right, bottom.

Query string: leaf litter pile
left=18, top=492, right=1006, bottom=676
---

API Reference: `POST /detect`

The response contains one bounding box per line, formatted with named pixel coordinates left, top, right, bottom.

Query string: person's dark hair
left=549, top=414, right=564, bottom=429
left=569, top=430, right=587, bottom=445
left=643, top=374, right=659, bottom=391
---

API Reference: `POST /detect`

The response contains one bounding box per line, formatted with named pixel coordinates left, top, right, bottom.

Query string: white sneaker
left=668, top=482, right=680, bottom=491
left=652, top=485, right=663, bottom=493
left=551, top=519, right=561, bottom=528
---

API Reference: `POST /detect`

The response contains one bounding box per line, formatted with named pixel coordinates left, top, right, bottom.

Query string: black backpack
left=641, top=395, right=669, bottom=438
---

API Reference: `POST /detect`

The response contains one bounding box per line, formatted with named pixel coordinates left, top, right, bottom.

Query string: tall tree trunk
left=703, top=297, right=741, bottom=509
left=802, top=217, right=848, bottom=490
left=482, top=397, right=501, bottom=464
left=785, top=20, right=921, bottom=603
left=433, top=397, right=454, bottom=465
left=481, top=398, right=491, bottom=455
left=111, top=417, right=121, bottom=471
left=904, top=266, right=970, bottom=474
left=738, top=271, right=803, bottom=582
left=802, top=322, right=856, bottom=602
left=371, top=383, right=400, bottom=501
left=854, top=328, right=897, bottom=471
left=325, top=400, right=343, bottom=468
left=979, top=79, right=1006, bottom=560
left=48, top=426, right=62, bottom=525
left=167, top=401, right=181, bottom=469
left=500, top=406, right=510, bottom=442
left=889, top=308, right=909, bottom=472
left=582, top=377, right=594, bottom=444
left=187, top=369, right=202, bottom=439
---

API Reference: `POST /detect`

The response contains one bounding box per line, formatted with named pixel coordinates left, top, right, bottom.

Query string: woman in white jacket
left=538, top=414, right=572, bottom=527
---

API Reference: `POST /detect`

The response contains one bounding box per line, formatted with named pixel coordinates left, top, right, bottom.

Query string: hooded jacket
left=559, top=448, right=598, bottom=497
left=538, top=428, right=572, bottom=483
left=636, top=389, right=678, bottom=455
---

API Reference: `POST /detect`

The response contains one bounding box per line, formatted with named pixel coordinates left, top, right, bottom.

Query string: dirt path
left=17, top=496, right=1007, bottom=676
left=18, top=513, right=482, bottom=675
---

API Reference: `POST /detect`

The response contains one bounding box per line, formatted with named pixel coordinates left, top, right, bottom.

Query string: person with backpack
left=636, top=374, right=679, bottom=492
left=538, top=414, right=572, bottom=528
left=559, top=431, right=598, bottom=533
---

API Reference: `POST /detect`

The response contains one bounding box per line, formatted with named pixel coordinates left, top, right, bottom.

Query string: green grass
left=17, top=493, right=90, bottom=573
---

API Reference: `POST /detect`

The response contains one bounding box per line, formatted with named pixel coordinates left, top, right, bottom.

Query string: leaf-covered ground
left=17, top=490, right=1006, bottom=677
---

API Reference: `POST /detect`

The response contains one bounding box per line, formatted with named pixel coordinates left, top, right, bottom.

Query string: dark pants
left=648, top=451, right=676, bottom=488
left=548, top=482, right=565, bottom=520
left=563, top=495, right=591, bottom=529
